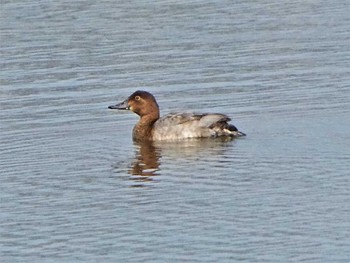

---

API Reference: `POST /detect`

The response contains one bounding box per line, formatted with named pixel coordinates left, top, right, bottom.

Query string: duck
left=108, top=90, right=245, bottom=141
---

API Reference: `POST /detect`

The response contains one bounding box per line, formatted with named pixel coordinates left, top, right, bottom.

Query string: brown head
left=108, top=90, right=160, bottom=120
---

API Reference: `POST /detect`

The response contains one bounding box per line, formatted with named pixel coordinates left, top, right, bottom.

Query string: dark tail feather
left=228, top=124, right=246, bottom=136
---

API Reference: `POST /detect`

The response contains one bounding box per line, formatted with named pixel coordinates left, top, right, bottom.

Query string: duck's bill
left=108, top=99, right=129, bottom=110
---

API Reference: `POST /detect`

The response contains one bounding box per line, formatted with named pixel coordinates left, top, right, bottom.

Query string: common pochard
left=108, top=90, right=245, bottom=141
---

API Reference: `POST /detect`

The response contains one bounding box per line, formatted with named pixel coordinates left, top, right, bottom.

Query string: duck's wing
left=157, top=112, right=230, bottom=127
left=153, top=112, right=245, bottom=140
left=197, top=114, right=231, bottom=127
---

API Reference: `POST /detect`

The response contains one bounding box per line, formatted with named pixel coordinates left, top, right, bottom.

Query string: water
left=1, top=0, right=349, bottom=262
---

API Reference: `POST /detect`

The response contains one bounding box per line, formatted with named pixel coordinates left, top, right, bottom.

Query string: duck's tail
left=212, top=122, right=246, bottom=137
left=197, top=114, right=245, bottom=137
left=226, top=124, right=246, bottom=137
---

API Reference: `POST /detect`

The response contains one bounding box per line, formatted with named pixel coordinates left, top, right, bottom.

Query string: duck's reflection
left=126, top=137, right=237, bottom=184
left=130, top=140, right=161, bottom=178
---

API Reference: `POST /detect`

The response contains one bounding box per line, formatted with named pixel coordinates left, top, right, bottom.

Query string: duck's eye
left=135, top=96, right=141, bottom=101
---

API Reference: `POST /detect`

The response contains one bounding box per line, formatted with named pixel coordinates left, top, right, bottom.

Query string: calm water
left=1, top=0, right=349, bottom=262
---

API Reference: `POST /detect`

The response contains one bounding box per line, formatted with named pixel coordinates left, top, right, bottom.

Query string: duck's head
left=108, top=90, right=159, bottom=118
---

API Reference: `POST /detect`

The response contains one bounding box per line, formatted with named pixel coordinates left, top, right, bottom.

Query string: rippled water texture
left=1, top=0, right=349, bottom=262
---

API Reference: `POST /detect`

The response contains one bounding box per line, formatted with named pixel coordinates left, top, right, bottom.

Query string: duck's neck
left=133, top=113, right=159, bottom=141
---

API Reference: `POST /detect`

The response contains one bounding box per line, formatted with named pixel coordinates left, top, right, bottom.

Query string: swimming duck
left=108, top=90, right=245, bottom=141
